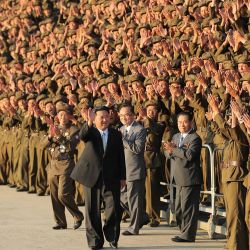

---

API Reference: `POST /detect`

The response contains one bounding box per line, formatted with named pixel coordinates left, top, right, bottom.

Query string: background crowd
left=0, top=0, right=249, bottom=249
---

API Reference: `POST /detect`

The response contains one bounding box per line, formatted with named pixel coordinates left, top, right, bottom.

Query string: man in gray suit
left=119, top=104, right=149, bottom=235
left=163, top=112, right=202, bottom=242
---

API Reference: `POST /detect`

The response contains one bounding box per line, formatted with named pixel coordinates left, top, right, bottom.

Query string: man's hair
left=177, top=112, right=193, bottom=121
left=119, top=103, right=134, bottom=114
left=93, top=106, right=110, bottom=114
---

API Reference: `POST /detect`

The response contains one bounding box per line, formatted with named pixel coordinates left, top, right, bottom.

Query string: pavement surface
left=0, top=186, right=226, bottom=250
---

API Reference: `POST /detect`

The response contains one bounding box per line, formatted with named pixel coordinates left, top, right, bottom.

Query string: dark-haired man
left=163, top=112, right=202, bottom=242
left=71, top=106, right=126, bottom=250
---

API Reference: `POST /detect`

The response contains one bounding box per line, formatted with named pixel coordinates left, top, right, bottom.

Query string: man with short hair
left=163, top=112, right=202, bottom=242
left=119, top=104, right=149, bottom=235
left=71, top=106, right=126, bottom=250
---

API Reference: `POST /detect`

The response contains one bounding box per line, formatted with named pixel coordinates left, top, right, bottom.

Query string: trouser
left=49, top=174, right=83, bottom=227
left=12, top=128, right=21, bottom=187
left=75, top=182, right=85, bottom=205
left=213, top=149, right=225, bottom=206
left=200, top=147, right=211, bottom=202
left=126, top=179, right=148, bottom=234
left=175, top=185, right=200, bottom=241
left=223, top=181, right=249, bottom=250
left=0, top=131, right=7, bottom=184
left=36, top=138, right=48, bottom=195
left=17, top=134, right=29, bottom=189
left=29, top=133, right=40, bottom=192
left=245, top=187, right=250, bottom=231
left=145, top=168, right=161, bottom=224
left=6, top=131, right=14, bottom=185
left=84, top=180, right=121, bottom=248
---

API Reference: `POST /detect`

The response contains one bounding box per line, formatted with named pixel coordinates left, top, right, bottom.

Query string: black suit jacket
left=71, top=122, right=126, bottom=188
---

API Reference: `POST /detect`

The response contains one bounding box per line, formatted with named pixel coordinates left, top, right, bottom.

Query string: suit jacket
left=165, top=130, right=203, bottom=186
left=70, top=122, right=126, bottom=188
left=120, top=121, right=146, bottom=182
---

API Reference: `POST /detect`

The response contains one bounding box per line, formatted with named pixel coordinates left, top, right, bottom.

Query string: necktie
left=102, top=132, right=107, bottom=151
left=179, top=135, right=184, bottom=148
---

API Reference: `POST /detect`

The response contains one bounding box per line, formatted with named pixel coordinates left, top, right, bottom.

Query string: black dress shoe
left=122, top=230, right=138, bottom=236
left=73, top=219, right=83, bottom=230
left=139, top=217, right=150, bottom=229
left=52, top=224, right=67, bottom=230
left=28, top=189, right=36, bottom=194
left=16, top=187, right=28, bottom=192
left=148, top=220, right=159, bottom=227
left=171, top=236, right=194, bottom=242
left=109, top=241, right=118, bottom=248
left=89, top=244, right=103, bottom=250
left=8, top=184, right=16, bottom=188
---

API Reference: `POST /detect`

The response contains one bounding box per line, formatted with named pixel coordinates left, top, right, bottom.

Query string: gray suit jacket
left=165, top=130, right=203, bottom=186
left=120, top=121, right=146, bottom=182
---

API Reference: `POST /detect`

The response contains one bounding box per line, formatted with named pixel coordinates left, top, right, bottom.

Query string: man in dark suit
left=71, top=106, right=126, bottom=250
left=119, top=104, right=149, bottom=235
left=163, top=112, right=202, bottom=243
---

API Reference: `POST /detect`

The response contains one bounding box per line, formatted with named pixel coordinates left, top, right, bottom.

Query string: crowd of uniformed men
left=0, top=0, right=249, bottom=249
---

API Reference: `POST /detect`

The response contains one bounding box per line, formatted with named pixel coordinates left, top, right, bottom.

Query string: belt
left=221, top=160, right=245, bottom=169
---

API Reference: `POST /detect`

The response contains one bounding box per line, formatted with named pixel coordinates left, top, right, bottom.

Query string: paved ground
left=0, top=186, right=226, bottom=250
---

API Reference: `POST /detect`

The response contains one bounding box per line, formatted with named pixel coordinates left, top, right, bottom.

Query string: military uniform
left=143, top=102, right=165, bottom=226
left=43, top=118, right=83, bottom=228
left=214, top=114, right=249, bottom=250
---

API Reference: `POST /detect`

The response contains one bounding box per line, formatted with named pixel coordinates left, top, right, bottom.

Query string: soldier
left=42, top=102, right=84, bottom=230
left=208, top=94, right=249, bottom=250
left=143, top=100, right=165, bottom=227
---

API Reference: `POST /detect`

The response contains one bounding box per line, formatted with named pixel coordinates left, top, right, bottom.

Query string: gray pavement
left=0, top=186, right=226, bottom=250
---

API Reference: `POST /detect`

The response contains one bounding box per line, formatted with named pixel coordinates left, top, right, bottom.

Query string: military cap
left=167, top=18, right=180, bottom=27
left=44, top=98, right=53, bottom=106
left=0, top=56, right=11, bottom=64
left=77, top=89, right=90, bottom=99
left=28, top=25, right=38, bottom=33
left=138, top=23, right=150, bottom=30
left=201, top=19, right=210, bottom=29
left=99, top=78, right=107, bottom=89
left=215, top=53, right=231, bottom=63
left=67, top=30, right=77, bottom=37
left=67, top=16, right=80, bottom=24
left=185, top=74, right=196, bottom=82
left=93, top=98, right=106, bottom=108
left=93, top=104, right=110, bottom=113
left=27, top=94, right=37, bottom=101
left=56, top=102, right=70, bottom=113
left=8, top=92, right=15, bottom=98
left=16, top=91, right=26, bottom=102
left=0, top=93, right=8, bottom=101
left=88, top=55, right=97, bottom=63
left=36, top=94, right=47, bottom=103
left=169, top=76, right=182, bottom=84
left=54, top=74, right=64, bottom=81
left=62, top=80, right=71, bottom=88
left=16, top=75, right=27, bottom=82
left=179, top=34, right=189, bottom=42
left=144, top=78, right=152, bottom=86
left=151, top=36, right=162, bottom=44
left=23, top=77, right=32, bottom=84
left=150, top=20, right=161, bottom=28
left=37, top=77, right=45, bottom=84
left=53, top=95, right=68, bottom=105
left=234, top=53, right=249, bottom=64
left=223, top=61, right=235, bottom=70
left=144, top=100, right=159, bottom=108
left=57, top=43, right=65, bottom=50
left=129, top=55, right=141, bottom=63
left=240, top=74, right=250, bottom=82
left=106, top=75, right=117, bottom=84
left=79, top=60, right=91, bottom=68
left=9, top=45, right=16, bottom=52
left=130, top=75, right=143, bottom=83
left=171, top=59, right=181, bottom=69
left=164, top=5, right=175, bottom=12
left=201, top=52, right=213, bottom=60
left=153, top=5, right=163, bottom=12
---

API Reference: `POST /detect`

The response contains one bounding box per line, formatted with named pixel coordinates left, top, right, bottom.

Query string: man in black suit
left=71, top=106, right=126, bottom=250
left=163, top=112, right=202, bottom=243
